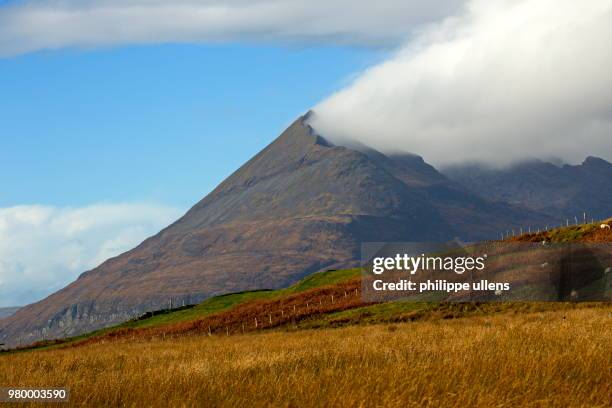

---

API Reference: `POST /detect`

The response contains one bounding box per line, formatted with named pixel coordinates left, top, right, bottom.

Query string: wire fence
left=498, top=212, right=611, bottom=241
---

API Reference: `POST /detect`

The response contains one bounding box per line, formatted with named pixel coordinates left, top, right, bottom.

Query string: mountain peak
left=302, top=109, right=314, bottom=121
left=582, top=156, right=611, bottom=167
left=269, top=114, right=333, bottom=154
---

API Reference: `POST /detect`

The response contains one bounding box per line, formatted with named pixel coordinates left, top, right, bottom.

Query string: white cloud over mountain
left=0, top=203, right=182, bottom=307
left=0, top=0, right=463, bottom=55
left=310, top=0, right=612, bottom=167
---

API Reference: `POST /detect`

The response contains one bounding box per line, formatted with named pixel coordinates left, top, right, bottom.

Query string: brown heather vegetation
left=0, top=305, right=610, bottom=407
left=510, top=218, right=612, bottom=243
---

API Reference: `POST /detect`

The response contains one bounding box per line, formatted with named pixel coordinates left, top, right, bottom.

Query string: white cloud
left=0, top=203, right=182, bottom=307
left=0, top=0, right=464, bottom=56
left=310, top=0, right=612, bottom=167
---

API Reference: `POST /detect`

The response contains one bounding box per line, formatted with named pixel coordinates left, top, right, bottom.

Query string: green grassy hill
left=121, top=267, right=361, bottom=329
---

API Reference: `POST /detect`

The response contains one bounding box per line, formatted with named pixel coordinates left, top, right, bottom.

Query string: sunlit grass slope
left=1, top=306, right=609, bottom=407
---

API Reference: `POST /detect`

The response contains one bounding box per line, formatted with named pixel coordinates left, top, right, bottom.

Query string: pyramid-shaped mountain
left=0, top=114, right=552, bottom=345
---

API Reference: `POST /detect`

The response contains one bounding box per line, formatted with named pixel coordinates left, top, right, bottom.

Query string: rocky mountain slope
left=0, top=113, right=553, bottom=346
left=444, top=157, right=612, bottom=221
left=0, top=307, right=20, bottom=320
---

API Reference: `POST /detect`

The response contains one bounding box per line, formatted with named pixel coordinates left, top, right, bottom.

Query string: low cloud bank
left=0, top=203, right=182, bottom=307
left=310, top=0, right=612, bottom=167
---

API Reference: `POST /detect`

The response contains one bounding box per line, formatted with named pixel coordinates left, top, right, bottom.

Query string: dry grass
left=510, top=218, right=612, bottom=243
left=1, top=306, right=610, bottom=407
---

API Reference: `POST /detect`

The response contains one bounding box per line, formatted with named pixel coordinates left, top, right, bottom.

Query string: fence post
left=269, top=314, right=272, bottom=324
left=255, top=317, right=258, bottom=328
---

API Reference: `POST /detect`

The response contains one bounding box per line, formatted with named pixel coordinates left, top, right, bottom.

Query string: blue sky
left=0, top=44, right=384, bottom=208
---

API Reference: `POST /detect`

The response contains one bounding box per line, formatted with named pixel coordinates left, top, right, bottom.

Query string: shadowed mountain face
left=444, top=157, right=612, bottom=221
left=0, top=114, right=552, bottom=346
left=0, top=307, right=20, bottom=320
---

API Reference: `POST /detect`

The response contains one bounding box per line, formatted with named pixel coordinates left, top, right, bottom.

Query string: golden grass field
left=1, top=305, right=610, bottom=407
